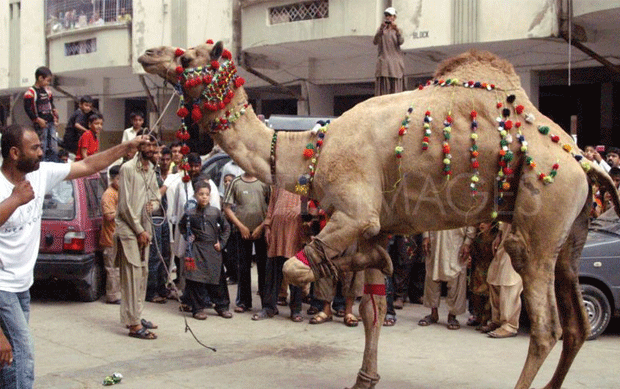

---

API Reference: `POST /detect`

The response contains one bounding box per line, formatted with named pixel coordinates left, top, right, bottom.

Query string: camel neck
left=209, top=90, right=316, bottom=193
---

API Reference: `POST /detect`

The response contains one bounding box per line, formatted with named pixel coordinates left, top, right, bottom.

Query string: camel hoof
left=345, top=370, right=380, bottom=389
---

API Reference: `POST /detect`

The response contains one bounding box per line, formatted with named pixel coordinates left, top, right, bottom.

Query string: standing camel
left=139, top=40, right=620, bottom=389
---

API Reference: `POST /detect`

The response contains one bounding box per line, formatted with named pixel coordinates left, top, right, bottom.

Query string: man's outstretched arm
left=66, top=135, right=147, bottom=181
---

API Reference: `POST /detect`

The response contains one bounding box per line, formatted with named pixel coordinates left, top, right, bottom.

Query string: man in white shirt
left=0, top=124, right=146, bottom=387
left=121, top=111, right=145, bottom=143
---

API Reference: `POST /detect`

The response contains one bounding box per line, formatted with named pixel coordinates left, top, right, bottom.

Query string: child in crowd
left=63, top=95, right=94, bottom=156
left=24, top=66, right=59, bottom=161
left=179, top=181, right=232, bottom=320
left=75, top=112, right=102, bottom=161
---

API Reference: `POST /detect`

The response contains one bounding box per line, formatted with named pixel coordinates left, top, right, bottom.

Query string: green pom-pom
left=538, top=125, right=550, bottom=135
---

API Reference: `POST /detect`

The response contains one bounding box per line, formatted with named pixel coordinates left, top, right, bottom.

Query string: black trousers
left=235, top=232, right=267, bottom=309
left=184, top=268, right=230, bottom=314
left=263, top=256, right=303, bottom=315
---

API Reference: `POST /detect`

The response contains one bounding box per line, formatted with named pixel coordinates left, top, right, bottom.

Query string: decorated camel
left=139, top=41, right=620, bottom=389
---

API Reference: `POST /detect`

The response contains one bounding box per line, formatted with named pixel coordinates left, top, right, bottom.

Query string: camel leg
left=284, top=209, right=390, bottom=287
left=542, top=202, right=590, bottom=389
left=346, top=268, right=386, bottom=389
left=504, top=227, right=562, bottom=389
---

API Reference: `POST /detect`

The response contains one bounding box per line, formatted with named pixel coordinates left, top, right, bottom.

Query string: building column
left=517, top=69, right=540, bottom=108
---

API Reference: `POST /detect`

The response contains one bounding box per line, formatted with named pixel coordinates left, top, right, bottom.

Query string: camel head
left=139, top=40, right=247, bottom=132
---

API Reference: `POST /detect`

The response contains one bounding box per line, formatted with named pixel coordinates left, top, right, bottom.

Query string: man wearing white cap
left=373, top=7, right=405, bottom=96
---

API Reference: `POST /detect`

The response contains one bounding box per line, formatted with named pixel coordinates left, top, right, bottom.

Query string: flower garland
left=442, top=114, right=453, bottom=178
left=469, top=109, right=480, bottom=195
left=296, top=124, right=328, bottom=195
left=421, top=110, right=432, bottom=150
left=394, top=105, right=413, bottom=159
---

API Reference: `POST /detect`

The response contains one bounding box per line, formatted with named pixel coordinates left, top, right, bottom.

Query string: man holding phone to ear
left=373, top=7, right=404, bottom=96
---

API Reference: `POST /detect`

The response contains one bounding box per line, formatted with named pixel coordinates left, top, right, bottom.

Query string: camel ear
left=210, top=41, right=224, bottom=60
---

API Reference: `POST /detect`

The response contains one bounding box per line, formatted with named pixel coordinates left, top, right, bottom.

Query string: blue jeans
left=36, top=122, right=58, bottom=162
left=0, top=290, right=35, bottom=389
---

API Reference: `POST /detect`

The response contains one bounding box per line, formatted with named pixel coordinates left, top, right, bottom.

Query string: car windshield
left=590, top=208, right=620, bottom=235
left=42, top=180, right=75, bottom=220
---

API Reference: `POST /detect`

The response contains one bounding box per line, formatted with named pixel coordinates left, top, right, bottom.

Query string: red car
left=35, top=172, right=106, bottom=301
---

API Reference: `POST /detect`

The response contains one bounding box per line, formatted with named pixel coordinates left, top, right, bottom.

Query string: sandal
left=488, top=327, right=517, bottom=338
left=193, top=310, right=208, bottom=320
left=141, top=319, right=158, bottom=329
left=277, top=297, right=288, bottom=306
left=418, top=314, right=438, bottom=326
left=344, top=313, right=359, bottom=327
left=290, top=313, right=303, bottom=323
left=234, top=305, right=250, bottom=313
left=466, top=316, right=481, bottom=327
left=334, top=309, right=346, bottom=318
left=309, top=311, right=333, bottom=325
left=216, top=310, right=233, bottom=319
left=447, top=315, right=460, bottom=330
left=147, top=296, right=167, bottom=304
left=383, top=314, right=396, bottom=327
left=480, top=322, right=501, bottom=333
left=251, top=309, right=275, bottom=321
left=129, top=326, right=157, bottom=340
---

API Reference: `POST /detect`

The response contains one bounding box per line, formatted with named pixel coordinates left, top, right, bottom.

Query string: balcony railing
left=269, top=0, right=329, bottom=25
left=45, top=0, right=132, bottom=35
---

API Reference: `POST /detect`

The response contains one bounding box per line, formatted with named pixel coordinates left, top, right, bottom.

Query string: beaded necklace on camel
left=391, top=78, right=590, bottom=219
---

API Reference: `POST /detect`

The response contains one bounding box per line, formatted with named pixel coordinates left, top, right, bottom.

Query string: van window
left=42, top=180, right=75, bottom=220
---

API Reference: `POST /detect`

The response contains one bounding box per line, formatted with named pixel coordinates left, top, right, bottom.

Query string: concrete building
left=1, top=0, right=619, bottom=151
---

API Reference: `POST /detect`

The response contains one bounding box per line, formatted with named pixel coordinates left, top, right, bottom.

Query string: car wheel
left=581, top=284, right=611, bottom=340
left=77, top=262, right=103, bottom=302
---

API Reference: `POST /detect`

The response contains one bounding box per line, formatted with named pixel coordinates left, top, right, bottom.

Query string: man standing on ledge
left=373, top=7, right=405, bottom=96
left=0, top=124, right=146, bottom=388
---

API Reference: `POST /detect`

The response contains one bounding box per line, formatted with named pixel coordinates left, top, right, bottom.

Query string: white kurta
left=425, top=227, right=476, bottom=282
left=487, top=223, right=522, bottom=286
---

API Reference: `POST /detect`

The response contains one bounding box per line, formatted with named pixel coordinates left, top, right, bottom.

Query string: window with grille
left=269, top=0, right=329, bottom=25
left=64, top=38, right=97, bottom=56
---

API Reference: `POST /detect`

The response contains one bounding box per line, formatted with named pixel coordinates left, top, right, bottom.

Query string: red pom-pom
left=234, top=77, right=245, bottom=88
left=496, top=102, right=503, bottom=109
left=538, top=173, right=546, bottom=180
left=468, top=80, right=474, bottom=86
left=418, top=85, right=424, bottom=90
left=499, top=160, right=507, bottom=167
left=505, top=120, right=513, bottom=130
left=470, top=110, right=477, bottom=118
left=515, top=121, right=522, bottom=128
left=442, top=144, right=451, bottom=153
left=303, top=149, right=314, bottom=159
left=552, top=163, right=560, bottom=170
left=446, top=115, right=453, bottom=123
left=425, top=111, right=431, bottom=116
left=398, top=127, right=407, bottom=136
left=222, top=50, right=232, bottom=60
left=181, top=145, right=191, bottom=155
left=551, top=135, right=560, bottom=143
left=182, top=174, right=191, bottom=183
left=423, top=136, right=430, bottom=143
left=422, top=145, right=429, bottom=150
left=316, top=140, right=323, bottom=147
left=503, top=167, right=513, bottom=175
left=175, top=48, right=185, bottom=57
left=516, top=105, right=524, bottom=114
left=490, top=84, right=496, bottom=89
left=176, top=107, right=189, bottom=118
left=183, top=132, right=190, bottom=141
left=175, top=130, right=184, bottom=140
left=206, top=39, right=214, bottom=44
left=210, top=60, right=220, bottom=70
left=191, top=105, right=202, bottom=122
left=471, top=160, right=479, bottom=168
left=203, top=75, right=213, bottom=84
left=175, top=66, right=184, bottom=75
left=218, top=102, right=226, bottom=110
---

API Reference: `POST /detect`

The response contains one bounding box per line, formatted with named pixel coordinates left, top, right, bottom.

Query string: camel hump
left=434, top=50, right=521, bottom=88
left=587, top=161, right=620, bottom=217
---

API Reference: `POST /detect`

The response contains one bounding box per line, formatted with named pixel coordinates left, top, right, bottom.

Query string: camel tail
left=586, top=161, right=620, bottom=217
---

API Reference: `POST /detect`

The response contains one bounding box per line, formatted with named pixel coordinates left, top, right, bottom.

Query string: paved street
left=30, top=278, right=619, bottom=389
